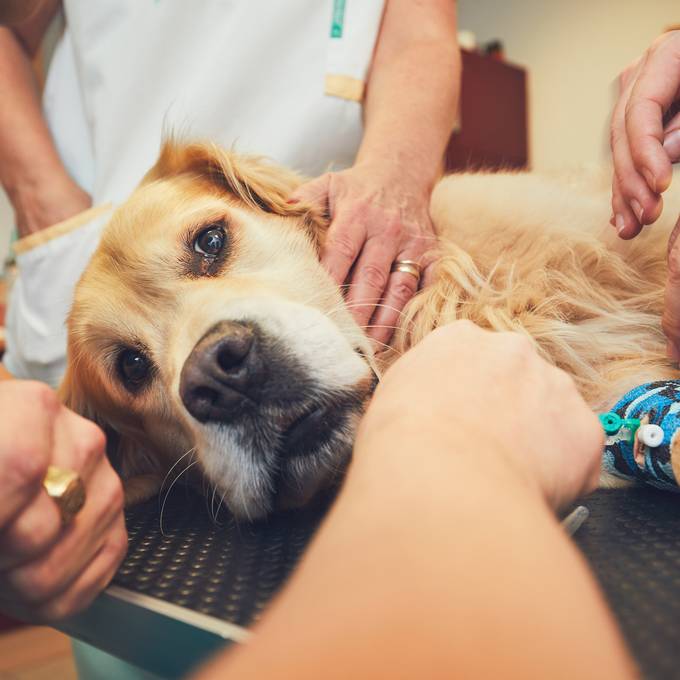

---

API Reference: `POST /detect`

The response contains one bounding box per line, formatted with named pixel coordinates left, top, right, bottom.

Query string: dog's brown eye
left=118, top=349, right=151, bottom=389
left=194, top=226, right=225, bottom=256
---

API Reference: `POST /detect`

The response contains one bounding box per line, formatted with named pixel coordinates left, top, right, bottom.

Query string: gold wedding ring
left=390, top=259, right=422, bottom=282
left=43, top=465, right=86, bottom=525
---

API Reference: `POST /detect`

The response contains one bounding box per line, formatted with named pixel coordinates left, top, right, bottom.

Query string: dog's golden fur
left=61, top=141, right=680, bottom=514
left=400, top=171, right=680, bottom=411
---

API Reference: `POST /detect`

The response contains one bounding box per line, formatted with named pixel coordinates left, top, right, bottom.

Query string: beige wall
left=458, top=0, right=678, bottom=172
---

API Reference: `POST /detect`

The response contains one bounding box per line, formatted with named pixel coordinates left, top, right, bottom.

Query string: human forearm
left=0, top=24, right=90, bottom=235
left=195, top=422, right=634, bottom=680
left=0, top=27, right=64, bottom=193
left=357, top=0, right=460, bottom=192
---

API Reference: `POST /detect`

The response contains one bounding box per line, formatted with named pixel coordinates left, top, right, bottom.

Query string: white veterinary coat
left=5, top=0, right=385, bottom=385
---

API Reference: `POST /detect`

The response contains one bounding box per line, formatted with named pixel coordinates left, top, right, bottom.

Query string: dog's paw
left=598, top=470, right=635, bottom=489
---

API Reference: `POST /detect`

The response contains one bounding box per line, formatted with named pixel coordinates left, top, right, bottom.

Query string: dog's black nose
left=180, top=320, right=261, bottom=422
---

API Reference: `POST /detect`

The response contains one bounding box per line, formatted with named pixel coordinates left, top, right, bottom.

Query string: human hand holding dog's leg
left=610, top=30, right=680, bottom=239
left=0, top=381, right=127, bottom=623
left=361, top=320, right=604, bottom=511
left=194, top=322, right=633, bottom=680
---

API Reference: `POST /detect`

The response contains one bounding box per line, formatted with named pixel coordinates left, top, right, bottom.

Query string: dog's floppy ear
left=58, top=363, right=124, bottom=473
left=142, top=139, right=330, bottom=246
left=145, top=139, right=322, bottom=214
left=58, top=363, right=162, bottom=503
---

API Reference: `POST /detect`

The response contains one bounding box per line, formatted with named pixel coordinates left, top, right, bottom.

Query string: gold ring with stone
left=43, top=465, right=86, bottom=525
left=390, top=259, right=422, bottom=281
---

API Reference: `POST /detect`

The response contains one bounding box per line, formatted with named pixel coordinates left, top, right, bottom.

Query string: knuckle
left=109, top=528, right=129, bottom=563
left=504, top=331, right=534, bottom=356
left=15, top=565, right=58, bottom=604
left=9, top=510, right=61, bottom=559
left=452, top=319, right=478, bottom=334
left=359, top=263, right=389, bottom=291
left=26, top=381, right=60, bottom=414
left=440, top=319, right=481, bottom=343
left=390, top=280, right=418, bottom=306
left=384, top=219, right=404, bottom=241
left=83, top=422, right=107, bottom=457
left=39, top=595, right=82, bottom=623
left=107, top=477, right=125, bottom=516
left=329, top=234, right=358, bottom=262
left=38, top=601, right=66, bottom=623
left=73, top=422, right=106, bottom=469
left=12, top=449, right=49, bottom=491
left=92, top=476, right=124, bottom=529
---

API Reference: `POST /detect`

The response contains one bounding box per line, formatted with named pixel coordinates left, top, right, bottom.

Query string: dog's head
left=61, top=141, right=376, bottom=519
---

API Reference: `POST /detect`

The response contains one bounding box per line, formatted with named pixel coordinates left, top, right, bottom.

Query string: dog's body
left=61, top=141, right=680, bottom=518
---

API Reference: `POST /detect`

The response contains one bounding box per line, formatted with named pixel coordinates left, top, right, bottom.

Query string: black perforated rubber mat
left=573, top=488, right=680, bottom=680
left=116, top=486, right=680, bottom=679
left=115, top=488, right=328, bottom=627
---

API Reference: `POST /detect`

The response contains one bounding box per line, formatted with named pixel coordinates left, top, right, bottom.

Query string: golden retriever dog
left=60, top=140, right=680, bottom=519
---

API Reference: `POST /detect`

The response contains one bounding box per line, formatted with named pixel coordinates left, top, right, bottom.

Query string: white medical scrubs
left=4, top=0, right=385, bottom=387
left=4, top=2, right=385, bottom=678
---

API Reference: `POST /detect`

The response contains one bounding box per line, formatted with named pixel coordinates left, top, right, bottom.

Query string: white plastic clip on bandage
left=638, top=424, right=665, bottom=448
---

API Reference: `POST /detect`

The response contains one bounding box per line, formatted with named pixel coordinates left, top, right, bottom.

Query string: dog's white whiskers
left=297, top=288, right=335, bottom=308
left=158, top=446, right=196, bottom=512
left=366, top=338, right=397, bottom=355
left=160, top=457, right=199, bottom=536
left=343, top=301, right=409, bottom=316
left=213, top=488, right=229, bottom=525
left=210, top=484, right=220, bottom=522
left=358, top=324, right=403, bottom=331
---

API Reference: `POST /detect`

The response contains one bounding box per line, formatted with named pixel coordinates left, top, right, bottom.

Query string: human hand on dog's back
left=0, top=380, right=127, bottom=623
left=610, top=30, right=680, bottom=239
left=288, top=0, right=459, bottom=349
left=357, top=321, right=603, bottom=510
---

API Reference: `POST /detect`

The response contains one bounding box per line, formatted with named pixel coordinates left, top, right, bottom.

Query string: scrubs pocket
left=4, top=204, right=113, bottom=385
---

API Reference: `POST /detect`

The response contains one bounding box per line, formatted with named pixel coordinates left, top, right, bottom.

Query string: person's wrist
left=9, top=172, right=91, bottom=237
left=353, top=148, right=441, bottom=197
left=2, top=152, right=72, bottom=197
left=354, top=403, right=546, bottom=505
left=348, top=419, right=549, bottom=529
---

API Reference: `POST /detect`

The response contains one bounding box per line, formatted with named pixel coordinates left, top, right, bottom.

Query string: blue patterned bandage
left=602, top=380, right=680, bottom=491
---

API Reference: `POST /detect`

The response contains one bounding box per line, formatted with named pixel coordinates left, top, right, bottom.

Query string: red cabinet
left=446, top=49, right=528, bottom=172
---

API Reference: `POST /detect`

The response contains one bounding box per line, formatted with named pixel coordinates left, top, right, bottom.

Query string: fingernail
left=641, top=168, right=657, bottom=193
left=630, top=199, right=644, bottom=223
left=667, top=341, right=680, bottom=362
left=615, top=214, right=626, bottom=235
